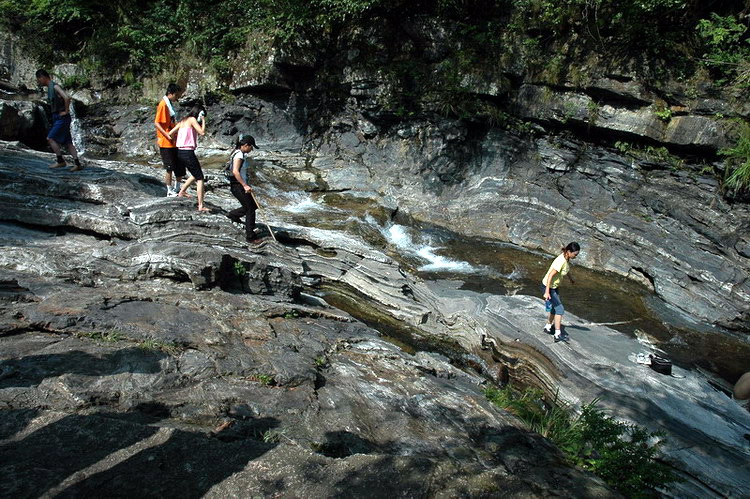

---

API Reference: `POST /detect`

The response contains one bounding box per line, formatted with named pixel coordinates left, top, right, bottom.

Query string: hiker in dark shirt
left=35, top=69, right=83, bottom=172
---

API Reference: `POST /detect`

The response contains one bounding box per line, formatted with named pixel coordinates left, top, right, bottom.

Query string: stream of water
left=87, top=152, right=747, bottom=387
left=254, top=167, right=747, bottom=387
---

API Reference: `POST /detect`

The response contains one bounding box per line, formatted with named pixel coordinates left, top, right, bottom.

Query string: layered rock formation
left=1, top=142, right=748, bottom=497
left=0, top=143, right=618, bottom=497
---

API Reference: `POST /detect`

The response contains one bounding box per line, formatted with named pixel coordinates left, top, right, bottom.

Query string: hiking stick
left=250, top=190, right=277, bottom=242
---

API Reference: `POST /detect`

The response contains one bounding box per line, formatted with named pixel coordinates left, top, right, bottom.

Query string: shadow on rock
left=0, top=347, right=165, bottom=388
left=0, top=408, right=39, bottom=440
left=0, top=403, right=279, bottom=498
left=311, top=430, right=384, bottom=458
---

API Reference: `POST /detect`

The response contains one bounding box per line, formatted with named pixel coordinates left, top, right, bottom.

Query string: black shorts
left=176, top=149, right=204, bottom=181
left=160, top=147, right=185, bottom=176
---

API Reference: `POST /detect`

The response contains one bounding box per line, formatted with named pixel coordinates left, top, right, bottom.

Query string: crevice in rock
left=310, top=430, right=380, bottom=458
left=2, top=219, right=127, bottom=241
left=317, top=282, right=497, bottom=381
left=0, top=279, right=36, bottom=303
left=629, top=267, right=655, bottom=289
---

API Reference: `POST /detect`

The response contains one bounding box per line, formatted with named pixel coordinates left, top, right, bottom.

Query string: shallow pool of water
left=280, top=191, right=748, bottom=386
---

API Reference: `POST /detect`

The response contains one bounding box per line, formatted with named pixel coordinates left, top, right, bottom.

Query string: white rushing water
left=280, top=191, right=329, bottom=214
left=70, top=104, right=85, bottom=155
left=382, top=224, right=474, bottom=272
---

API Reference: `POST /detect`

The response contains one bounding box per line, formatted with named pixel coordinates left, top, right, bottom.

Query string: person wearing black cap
left=226, top=135, right=260, bottom=242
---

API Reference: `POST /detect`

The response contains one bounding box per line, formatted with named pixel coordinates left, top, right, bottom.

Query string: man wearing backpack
left=225, top=135, right=260, bottom=243
left=36, top=69, right=83, bottom=172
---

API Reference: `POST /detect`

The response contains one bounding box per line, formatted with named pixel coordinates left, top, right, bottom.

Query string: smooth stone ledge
left=425, top=281, right=750, bottom=498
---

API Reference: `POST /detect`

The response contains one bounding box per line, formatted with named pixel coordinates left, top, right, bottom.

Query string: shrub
left=696, top=13, right=750, bottom=85
left=719, top=122, right=750, bottom=192
left=485, top=385, right=676, bottom=497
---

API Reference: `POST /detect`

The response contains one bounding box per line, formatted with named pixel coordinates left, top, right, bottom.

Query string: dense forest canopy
left=2, top=0, right=749, bottom=83
left=3, top=0, right=750, bottom=189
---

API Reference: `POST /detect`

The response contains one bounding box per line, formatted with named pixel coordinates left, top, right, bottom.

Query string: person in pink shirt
left=169, top=106, right=208, bottom=212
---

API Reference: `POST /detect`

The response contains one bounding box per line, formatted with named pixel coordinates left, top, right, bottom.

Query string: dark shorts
left=47, top=113, right=72, bottom=145
left=540, top=284, right=565, bottom=315
left=160, top=147, right=184, bottom=176
left=176, top=149, right=204, bottom=181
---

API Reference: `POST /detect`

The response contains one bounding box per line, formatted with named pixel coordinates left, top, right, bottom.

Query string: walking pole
left=249, top=190, right=277, bottom=242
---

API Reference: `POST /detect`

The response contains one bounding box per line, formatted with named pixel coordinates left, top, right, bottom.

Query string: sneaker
left=166, top=188, right=177, bottom=197
left=227, top=214, right=242, bottom=224
left=543, top=326, right=553, bottom=335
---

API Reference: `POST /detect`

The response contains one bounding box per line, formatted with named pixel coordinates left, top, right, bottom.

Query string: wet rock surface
left=0, top=143, right=618, bottom=497
left=2, top=142, right=748, bottom=497
left=78, top=87, right=750, bottom=338
left=312, top=116, right=750, bottom=335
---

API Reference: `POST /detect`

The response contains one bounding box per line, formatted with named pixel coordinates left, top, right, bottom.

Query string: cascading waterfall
left=69, top=103, right=85, bottom=155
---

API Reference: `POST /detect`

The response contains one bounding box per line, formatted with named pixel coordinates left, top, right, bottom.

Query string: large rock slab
left=0, top=144, right=616, bottom=497
left=513, top=84, right=729, bottom=149
left=313, top=118, right=750, bottom=335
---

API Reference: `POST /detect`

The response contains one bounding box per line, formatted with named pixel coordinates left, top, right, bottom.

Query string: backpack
left=223, top=149, right=242, bottom=181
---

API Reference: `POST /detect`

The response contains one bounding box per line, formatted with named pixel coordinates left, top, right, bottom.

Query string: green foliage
left=485, top=385, right=676, bottom=497
left=696, top=13, right=750, bottom=85
left=62, top=74, right=91, bottom=89
left=76, top=330, right=124, bottom=342
left=2, top=0, right=749, bottom=100
left=508, top=0, right=689, bottom=57
left=654, top=106, right=672, bottom=122
left=233, top=261, right=247, bottom=277
left=575, top=405, right=675, bottom=498
left=614, top=140, right=684, bottom=170
left=719, top=122, right=750, bottom=192
left=138, top=338, right=182, bottom=355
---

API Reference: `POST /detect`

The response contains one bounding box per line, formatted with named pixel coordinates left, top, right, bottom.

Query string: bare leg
left=177, top=176, right=195, bottom=198
left=67, top=143, right=83, bottom=171
left=554, top=314, right=563, bottom=331
left=196, top=180, right=209, bottom=211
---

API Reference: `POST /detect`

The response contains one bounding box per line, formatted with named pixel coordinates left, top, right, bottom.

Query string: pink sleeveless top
left=176, top=124, right=197, bottom=150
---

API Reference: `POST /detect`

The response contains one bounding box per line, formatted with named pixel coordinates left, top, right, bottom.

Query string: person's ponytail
left=562, top=242, right=581, bottom=254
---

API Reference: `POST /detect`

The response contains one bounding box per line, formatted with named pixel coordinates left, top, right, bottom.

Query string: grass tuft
left=485, top=385, right=676, bottom=497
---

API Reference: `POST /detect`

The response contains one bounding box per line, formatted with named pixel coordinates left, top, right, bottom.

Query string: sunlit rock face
left=71, top=79, right=750, bottom=336
left=2, top=142, right=749, bottom=497
left=0, top=144, right=620, bottom=498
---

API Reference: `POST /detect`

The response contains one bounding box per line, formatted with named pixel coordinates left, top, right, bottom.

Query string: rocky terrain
left=2, top=24, right=750, bottom=496
left=0, top=142, right=748, bottom=497
left=0, top=142, right=623, bottom=497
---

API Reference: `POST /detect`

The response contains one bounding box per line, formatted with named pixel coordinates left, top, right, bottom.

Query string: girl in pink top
left=169, top=105, right=208, bottom=211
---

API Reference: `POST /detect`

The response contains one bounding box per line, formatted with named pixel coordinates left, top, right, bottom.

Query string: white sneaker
left=166, top=187, right=177, bottom=197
